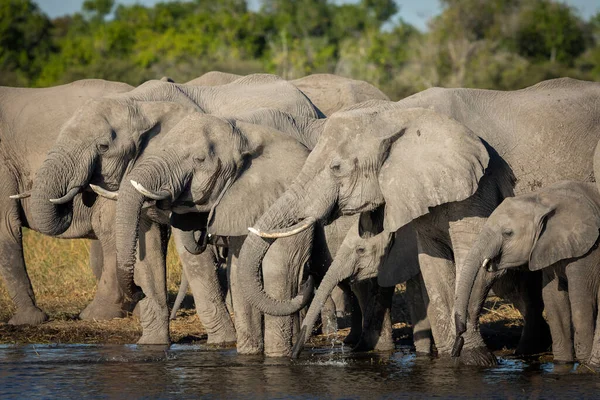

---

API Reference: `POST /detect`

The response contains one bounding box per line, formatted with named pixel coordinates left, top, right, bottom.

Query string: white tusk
left=89, top=184, right=118, bottom=200
left=9, top=191, right=31, bottom=199
left=130, top=180, right=170, bottom=201
left=482, top=258, right=492, bottom=271
left=248, top=217, right=316, bottom=239
left=49, top=187, right=80, bottom=204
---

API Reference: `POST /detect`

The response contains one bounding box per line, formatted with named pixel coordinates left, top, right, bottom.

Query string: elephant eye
left=97, top=142, right=110, bottom=154
left=330, top=160, right=341, bottom=172
left=502, top=229, right=513, bottom=237
left=193, top=155, right=206, bottom=165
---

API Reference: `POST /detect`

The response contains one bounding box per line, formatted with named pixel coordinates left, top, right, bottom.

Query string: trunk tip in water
left=291, top=326, right=309, bottom=359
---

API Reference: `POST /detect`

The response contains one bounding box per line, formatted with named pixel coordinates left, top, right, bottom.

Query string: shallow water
left=0, top=344, right=598, bottom=399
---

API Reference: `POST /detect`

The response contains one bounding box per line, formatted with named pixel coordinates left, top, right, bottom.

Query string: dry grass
left=0, top=229, right=194, bottom=344
left=0, top=230, right=524, bottom=348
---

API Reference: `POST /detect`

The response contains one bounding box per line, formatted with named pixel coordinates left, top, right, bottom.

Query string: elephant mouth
left=341, top=201, right=382, bottom=215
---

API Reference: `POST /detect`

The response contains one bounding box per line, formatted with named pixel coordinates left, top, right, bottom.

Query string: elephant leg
left=540, top=270, right=573, bottom=363
left=228, top=236, right=263, bottom=354
left=263, top=228, right=313, bottom=357
left=173, top=233, right=236, bottom=345
left=0, top=171, right=47, bottom=325
left=89, top=240, right=103, bottom=281
left=134, top=217, right=170, bottom=345
left=406, top=272, right=432, bottom=355
left=343, top=282, right=363, bottom=345
left=82, top=200, right=133, bottom=320
left=585, top=291, right=600, bottom=368
left=492, top=269, right=551, bottom=356
left=566, top=263, right=596, bottom=361
left=356, top=281, right=394, bottom=351
left=415, top=232, right=457, bottom=354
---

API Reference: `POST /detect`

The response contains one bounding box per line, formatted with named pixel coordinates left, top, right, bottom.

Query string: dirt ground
left=0, top=230, right=529, bottom=356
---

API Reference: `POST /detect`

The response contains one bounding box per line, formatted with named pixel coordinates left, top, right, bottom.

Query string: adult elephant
left=0, top=79, right=135, bottom=325
left=28, top=74, right=322, bottom=344
left=113, top=113, right=314, bottom=355
left=236, top=78, right=600, bottom=365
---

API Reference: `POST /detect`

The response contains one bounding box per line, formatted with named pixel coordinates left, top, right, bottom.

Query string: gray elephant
left=113, top=113, right=314, bottom=355
left=453, top=181, right=600, bottom=367
left=293, top=217, right=431, bottom=358
left=30, top=74, right=322, bottom=345
left=0, top=79, right=139, bottom=326
left=236, top=78, right=600, bottom=366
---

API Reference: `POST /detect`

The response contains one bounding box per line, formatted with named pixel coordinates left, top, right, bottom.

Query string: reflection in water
left=0, top=344, right=597, bottom=399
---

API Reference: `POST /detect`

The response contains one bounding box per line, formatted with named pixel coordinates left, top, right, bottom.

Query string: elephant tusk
left=248, top=217, right=316, bottom=239
left=130, top=180, right=170, bottom=200
left=49, top=187, right=80, bottom=204
left=89, top=184, right=118, bottom=200
left=9, top=191, right=31, bottom=199
left=482, top=258, right=494, bottom=272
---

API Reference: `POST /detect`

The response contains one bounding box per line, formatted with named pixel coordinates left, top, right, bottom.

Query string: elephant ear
left=529, top=182, right=600, bottom=271
left=378, top=223, right=420, bottom=287
left=376, top=108, right=490, bottom=232
left=133, top=101, right=199, bottom=143
left=207, top=122, right=310, bottom=236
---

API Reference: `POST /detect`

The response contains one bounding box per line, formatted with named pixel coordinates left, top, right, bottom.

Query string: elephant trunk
left=237, top=173, right=337, bottom=316
left=292, top=246, right=354, bottom=358
left=452, top=227, right=502, bottom=356
left=116, top=159, right=177, bottom=299
left=30, top=147, right=94, bottom=235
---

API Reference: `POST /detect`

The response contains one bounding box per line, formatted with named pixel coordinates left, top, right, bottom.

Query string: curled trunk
left=115, top=160, right=172, bottom=299
left=237, top=173, right=336, bottom=316
left=30, top=148, right=94, bottom=235
left=452, top=228, right=502, bottom=356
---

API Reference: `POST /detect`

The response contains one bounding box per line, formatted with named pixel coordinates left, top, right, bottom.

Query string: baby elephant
left=454, top=181, right=600, bottom=367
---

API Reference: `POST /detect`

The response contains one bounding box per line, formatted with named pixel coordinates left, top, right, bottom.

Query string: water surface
left=0, top=344, right=597, bottom=399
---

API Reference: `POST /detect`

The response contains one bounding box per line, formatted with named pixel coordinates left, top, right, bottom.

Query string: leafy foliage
left=1, top=0, right=599, bottom=99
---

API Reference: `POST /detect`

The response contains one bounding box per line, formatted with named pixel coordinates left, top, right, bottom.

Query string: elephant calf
left=454, top=181, right=600, bottom=367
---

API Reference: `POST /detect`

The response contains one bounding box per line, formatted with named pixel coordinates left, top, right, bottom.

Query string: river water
left=0, top=343, right=598, bottom=399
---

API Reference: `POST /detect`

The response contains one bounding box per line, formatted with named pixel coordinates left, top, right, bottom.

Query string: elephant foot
left=457, top=346, right=498, bottom=366
left=8, top=307, right=48, bottom=326
left=206, top=330, right=237, bottom=346
left=576, top=362, right=600, bottom=374
left=79, top=299, right=131, bottom=321
left=137, top=298, right=170, bottom=345
left=236, top=344, right=263, bottom=355
left=343, top=329, right=362, bottom=346
left=137, top=332, right=171, bottom=345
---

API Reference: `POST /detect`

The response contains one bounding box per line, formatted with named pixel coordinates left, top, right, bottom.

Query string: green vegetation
left=1, top=0, right=598, bottom=98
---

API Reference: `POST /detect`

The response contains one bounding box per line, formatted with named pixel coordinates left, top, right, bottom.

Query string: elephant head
left=452, top=181, right=600, bottom=356
left=292, top=208, right=420, bottom=357
left=115, top=113, right=312, bottom=300
left=237, top=103, right=490, bottom=316
left=30, top=95, right=197, bottom=236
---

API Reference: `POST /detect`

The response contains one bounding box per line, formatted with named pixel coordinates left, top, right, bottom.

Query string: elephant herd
left=2, top=72, right=600, bottom=370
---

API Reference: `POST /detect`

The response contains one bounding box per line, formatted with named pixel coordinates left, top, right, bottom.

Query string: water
left=0, top=344, right=598, bottom=399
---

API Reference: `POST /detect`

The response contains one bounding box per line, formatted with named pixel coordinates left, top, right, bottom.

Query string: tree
left=0, top=0, right=53, bottom=85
